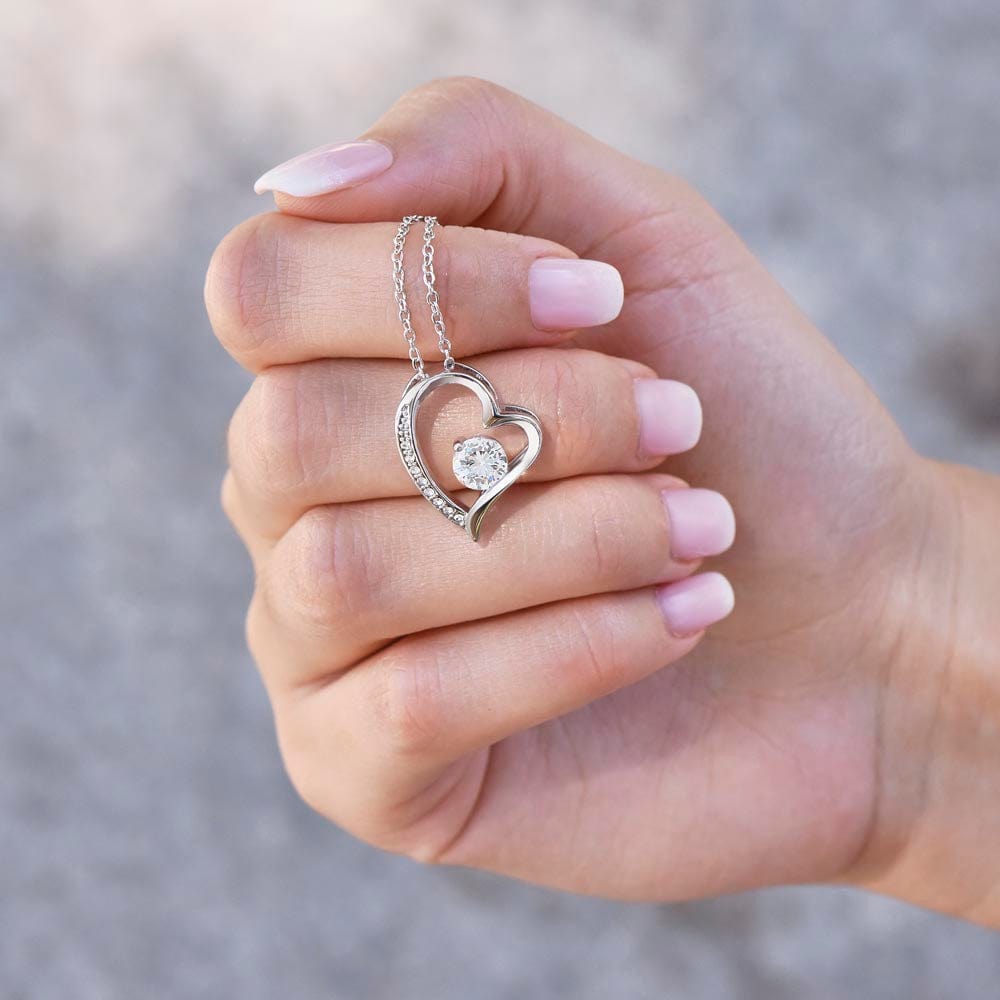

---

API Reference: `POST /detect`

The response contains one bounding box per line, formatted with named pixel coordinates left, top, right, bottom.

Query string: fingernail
left=656, top=572, right=735, bottom=636
left=634, top=379, right=703, bottom=456
left=529, top=258, right=624, bottom=330
left=253, top=140, right=394, bottom=197
left=662, top=488, right=736, bottom=561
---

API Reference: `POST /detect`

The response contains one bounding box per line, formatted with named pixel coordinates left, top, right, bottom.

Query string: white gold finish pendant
left=395, top=363, right=542, bottom=541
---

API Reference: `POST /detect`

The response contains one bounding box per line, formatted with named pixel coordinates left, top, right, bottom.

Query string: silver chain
left=392, top=215, right=455, bottom=378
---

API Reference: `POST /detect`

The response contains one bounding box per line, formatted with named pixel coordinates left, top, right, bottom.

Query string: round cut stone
left=453, top=435, right=508, bottom=491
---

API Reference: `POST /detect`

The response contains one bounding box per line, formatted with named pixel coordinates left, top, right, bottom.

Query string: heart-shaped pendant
left=395, top=363, right=543, bottom=541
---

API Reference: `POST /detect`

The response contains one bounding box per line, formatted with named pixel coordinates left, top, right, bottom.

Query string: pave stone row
left=397, top=405, right=466, bottom=528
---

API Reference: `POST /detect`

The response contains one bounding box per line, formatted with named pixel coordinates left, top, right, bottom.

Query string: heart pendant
left=395, top=363, right=543, bottom=541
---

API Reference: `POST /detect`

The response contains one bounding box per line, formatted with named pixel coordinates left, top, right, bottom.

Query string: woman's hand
left=206, top=78, right=1000, bottom=923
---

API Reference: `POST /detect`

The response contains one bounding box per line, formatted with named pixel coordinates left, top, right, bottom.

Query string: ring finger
left=249, top=473, right=736, bottom=689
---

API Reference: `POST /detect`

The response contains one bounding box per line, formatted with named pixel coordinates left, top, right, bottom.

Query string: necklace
left=392, top=215, right=542, bottom=541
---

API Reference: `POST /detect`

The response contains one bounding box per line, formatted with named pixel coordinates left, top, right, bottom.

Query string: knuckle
left=436, top=226, right=525, bottom=335
left=663, top=174, right=711, bottom=214
left=274, top=714, right=335, bottom=820
left=529, top=350, right=602, bottom=472
left=433, top=227, right=486, bottom=332
left=219, top=470, right=240, bottom=525
left=642, top=169, right=716, bottom=224
left=204, top=213, right=296, bottom=367
left=277, top=506, right=374, bottom=632
left=407, top=75, right=513, bottom=117
left=581, top=478, right=631, bottom=583
left=647, top=181, right=743, bottom=285
left=372, top=647, right=445, bottom=759
left=565, top=602, right=628, bottom=693
left=229, top=367, right=313, bottom=505
left=283, top=755, right=330, bottom=819
left=276, top=709, right=387, bottom=844
left=392, top=77, right=519, bottom=213
left=243, top=588, right=270, bottom=675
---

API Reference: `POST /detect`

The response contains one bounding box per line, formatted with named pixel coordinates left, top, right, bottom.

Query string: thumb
left=253, top=76, right=698, bottom=255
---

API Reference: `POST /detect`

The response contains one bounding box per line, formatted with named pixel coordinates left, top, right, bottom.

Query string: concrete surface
left=3, top=1, right=1000, bottom=997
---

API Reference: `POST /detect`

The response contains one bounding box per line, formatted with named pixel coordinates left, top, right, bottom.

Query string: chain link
left=391, top=215, right=454, bottom=378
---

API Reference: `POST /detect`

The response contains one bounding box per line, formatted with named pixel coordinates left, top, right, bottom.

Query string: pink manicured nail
left=656, top=572, right=735, bottom=636
left=634, top=379, right=703, bottom=456
left=253, top=140, right=394, bottom=197
left=529, top=258, right=624, bottom=330
left=662, top=489, right=736, bottom=560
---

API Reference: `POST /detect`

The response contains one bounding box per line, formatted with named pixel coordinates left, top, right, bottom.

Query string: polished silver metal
left=395, top=363, right=542, bottom=541
left=391, top=216, right=543, bottom=540
left=391, top=215, right=454, bottom=377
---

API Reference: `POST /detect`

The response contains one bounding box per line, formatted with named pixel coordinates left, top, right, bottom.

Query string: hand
left=207, top=78, right=1000, bottom=921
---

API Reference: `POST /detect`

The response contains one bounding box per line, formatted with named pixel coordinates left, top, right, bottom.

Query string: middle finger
left=227, top=347, right=704, bottom=541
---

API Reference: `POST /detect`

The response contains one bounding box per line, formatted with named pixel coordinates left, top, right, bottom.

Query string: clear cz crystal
left=452, top=436, right=508, bottom=491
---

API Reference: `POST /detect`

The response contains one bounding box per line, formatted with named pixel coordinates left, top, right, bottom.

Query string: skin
left=206, top=78, right=1000, bottom=925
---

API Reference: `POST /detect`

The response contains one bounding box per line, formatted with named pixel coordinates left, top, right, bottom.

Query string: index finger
left=205, top=213, right=623, bottom=372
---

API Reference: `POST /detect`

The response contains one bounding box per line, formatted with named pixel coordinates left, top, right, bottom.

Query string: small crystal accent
left=452, top=436, right=508, bottom=491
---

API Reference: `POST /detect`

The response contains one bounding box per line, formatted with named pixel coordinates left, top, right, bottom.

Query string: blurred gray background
left=4, top=1, right=1000, bottom=997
